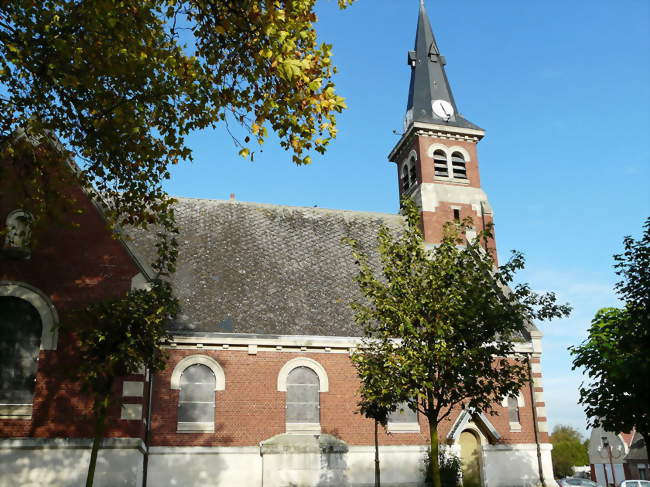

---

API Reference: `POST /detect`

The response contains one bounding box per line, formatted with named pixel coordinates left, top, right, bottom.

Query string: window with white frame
left=4, top=210, right=34, bottom=259
left=0, top=282, right=58, bottom=419
left=387, top=400, right=420, bottom=433
left=286, top=366, right=320, bottom=425
left=0, top=297, right=41, bottom=406
left=170, top=355, right=225, bottom=433
left=503, top=393, right=524, bottom=432
left=178, top=364, right=216, bottom=432
left=277, top=357, right=328, bottom=433
left=429, top=145, right=471, bottom=182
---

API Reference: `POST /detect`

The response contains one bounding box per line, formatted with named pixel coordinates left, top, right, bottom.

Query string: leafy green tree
left=549, top=425, right=589, bottom=478
left=571, top=217, right=650, bottom=462
left=62, top=281, right=178, bottom=487
left=1, top=4, right=354, bottom=485
left=1, top=0, right=353, bottom=273
left=347, top=199, right=571, bottom=487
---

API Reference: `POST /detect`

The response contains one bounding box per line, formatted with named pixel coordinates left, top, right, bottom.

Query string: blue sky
left=165, top=0, right=650, bottom=437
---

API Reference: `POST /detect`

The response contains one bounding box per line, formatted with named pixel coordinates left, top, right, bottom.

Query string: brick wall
left=149, top=349, right=542, bottom=448
left=1, top=173, right=144, bottom=439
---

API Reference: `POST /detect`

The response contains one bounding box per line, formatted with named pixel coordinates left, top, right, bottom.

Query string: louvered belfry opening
left=433, top=149, right=449, bottom=177
left=286, top=366, right=320, bottom=424
left=409, top=155, right=417, bottom=186
left=401, top=163, right=411, bottom=192
left=178, top=364, right=216, bottom=430
left=451, top=151, right=467, bottom=179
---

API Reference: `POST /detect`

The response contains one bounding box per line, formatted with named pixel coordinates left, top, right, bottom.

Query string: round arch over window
left=170, top=355, right=226, bottom=391
left=0, top=281, right=58, bottom=350
left=277, top=357, right=329, bottom=392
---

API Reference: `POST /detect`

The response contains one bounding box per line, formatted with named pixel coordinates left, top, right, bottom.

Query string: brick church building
left=1, top=3, right=557, bottom=486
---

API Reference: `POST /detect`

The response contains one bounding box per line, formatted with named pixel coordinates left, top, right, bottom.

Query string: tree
left=1, top=4, right=354, bottom=485
left=549, top=425, right=589, bottom=478
left=1, top=0, right=353, bottom=273
left=570, top=217, right=650, bottom=462
left=347, top=199, right=571, bottom=487
left=61, top=281, right=178, bottom=487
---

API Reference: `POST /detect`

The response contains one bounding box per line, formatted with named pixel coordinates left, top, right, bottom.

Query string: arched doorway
left=459, top=430, right=482, bottom=487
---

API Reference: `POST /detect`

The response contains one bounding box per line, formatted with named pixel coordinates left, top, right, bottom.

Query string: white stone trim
left=130, top=272, right=151, bottom=291
left=0, top=437, right=146, bottom=451
left=285, top=423, right=321, bottom=434
left=120, top=404, right=142, bottom=420
left=509, top=421, right=522, bottom=432
left=170, top=355, right=226, bottom=391
left=149, top=445, right=260, bottom=455
left=177, top=422, right=214, bottom=433
left=0, top=404, right=32, bottom=418
left=277, top=357, right=329, bottom=392
left=122, top=381, right=144, bottom=397
left=387, top=422, right=421, bottom=434
left=501, top=391, right=525, bottom=408
left=0, top=281, right=59, bottom=350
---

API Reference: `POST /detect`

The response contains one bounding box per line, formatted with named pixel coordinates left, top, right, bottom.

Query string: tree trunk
left=86, top=394, right=110, bottom=487
left=374, top=419, right=380, bottom=487
left=428, top=418, right=441, bottom=487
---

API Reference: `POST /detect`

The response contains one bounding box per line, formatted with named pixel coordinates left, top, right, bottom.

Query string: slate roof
left=128, top=198, right=404, bottom=337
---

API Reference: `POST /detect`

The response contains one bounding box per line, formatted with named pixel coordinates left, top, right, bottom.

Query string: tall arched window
left=0, top=297, right=42, bottom=405
left=401, top=163, right=411, bottom=192
left=286, top=366, right=320, bottom=426
left=451, top=152, right=467, bottom=179
left=507, top=396, right=520, bottom=423
left=178, top=364, right=216, bottom=432
left=433, top=150, right=449, bottom=177
left=409, top=155, right=417, bottom=186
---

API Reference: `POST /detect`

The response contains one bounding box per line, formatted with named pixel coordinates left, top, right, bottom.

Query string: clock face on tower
left=431, top=99, right=454, bottom=121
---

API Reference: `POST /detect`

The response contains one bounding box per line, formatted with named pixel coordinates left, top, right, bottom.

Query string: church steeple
left=405, top=1, right=480, bottom=130
left=388, top=1, right=495, bottom=252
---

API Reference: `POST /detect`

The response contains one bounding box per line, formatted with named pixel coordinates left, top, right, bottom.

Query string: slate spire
left=405, top=1, right=480, bottom=130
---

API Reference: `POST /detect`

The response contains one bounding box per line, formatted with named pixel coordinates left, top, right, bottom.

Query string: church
left=0, top=3, right=557, bottom=486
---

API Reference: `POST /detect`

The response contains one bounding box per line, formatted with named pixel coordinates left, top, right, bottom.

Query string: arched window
left=286, top=366, right=320, bottom=426
left=433, top=150, right=449, bottom=178
left=4, top=210, right=34, bottom=259
left=401, top=163, right=411, bottom=191
left=409, top=155, right=417, bottom=186
left=451, top=152, right=467, bottom=179
left=0, top=297, right=42, bottom=405
left=178, top=364, right=216, bottom=432
left=503, top=393, right=524, bottom=432
left=507, top=396, right=520, bottom=423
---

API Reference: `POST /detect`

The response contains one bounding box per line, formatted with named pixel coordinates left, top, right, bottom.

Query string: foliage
left=570, top=217, right=650, bottom=456
left=549, top=425, right=589, bottom=478
left=66, top=280, right=178, bottom=396
left=61, top=280, right=178, bottom=486
left=347, top=198, right=571, bottom=487
left=0, top=0, right=353, bottom=273
left=423, top=450, right=461, bottom=487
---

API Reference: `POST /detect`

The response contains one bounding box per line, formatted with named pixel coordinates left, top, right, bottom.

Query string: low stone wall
left=0, top=438, right=144, bottom=487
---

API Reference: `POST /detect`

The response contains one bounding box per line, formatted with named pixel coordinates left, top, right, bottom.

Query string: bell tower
left=389, top=1, right=495, bottom=250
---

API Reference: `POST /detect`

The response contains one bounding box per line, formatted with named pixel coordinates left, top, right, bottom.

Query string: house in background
left=589, top=427, right=648, bottom=485
left=1, top=3, right=558, bottom=486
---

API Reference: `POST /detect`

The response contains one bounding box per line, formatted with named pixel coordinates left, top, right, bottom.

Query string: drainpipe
left=528, top=355, right=546, bottom=487
left=142, top=370, right=154, bottom=487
